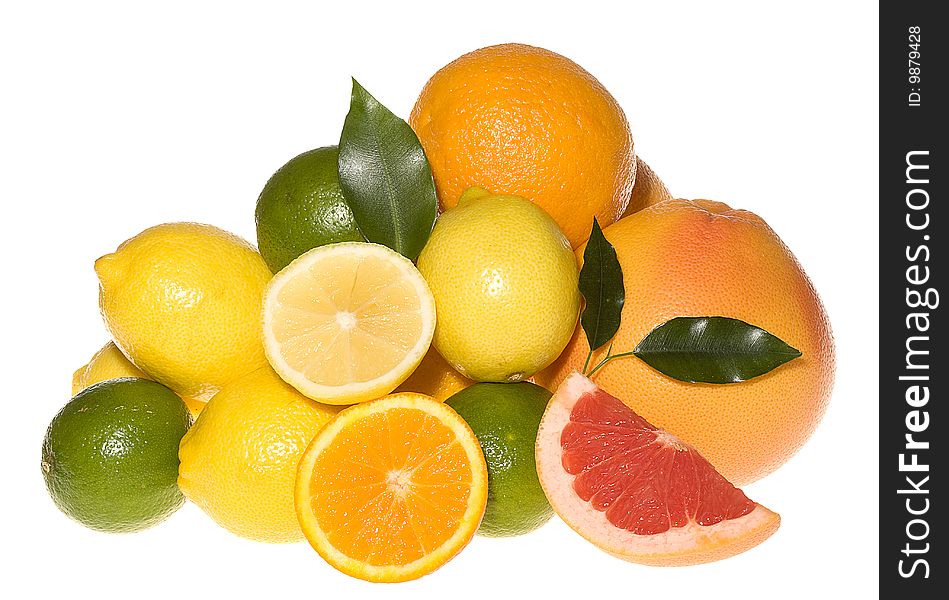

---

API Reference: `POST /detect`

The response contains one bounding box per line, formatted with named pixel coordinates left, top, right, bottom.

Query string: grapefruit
left=537, top=199, right=834, bottom=484
left=536, top=373, right=780, bottom=566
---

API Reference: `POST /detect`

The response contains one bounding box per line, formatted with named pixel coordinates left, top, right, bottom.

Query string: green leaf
left=578, top=219, right=625, bottom=353
left=633, top=317, right=802, bottom=384
left=338, top=79, right=437, bottom=261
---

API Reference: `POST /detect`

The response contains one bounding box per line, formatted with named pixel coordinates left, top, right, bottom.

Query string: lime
left=41, top=378, right=192, bottom=532
left=255, top=146, right=365, bottom=273
left=446, top=381, right=553, bottom=536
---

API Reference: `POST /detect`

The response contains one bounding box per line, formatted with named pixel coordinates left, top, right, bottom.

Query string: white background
left=2, top=1, right=878, bottom=598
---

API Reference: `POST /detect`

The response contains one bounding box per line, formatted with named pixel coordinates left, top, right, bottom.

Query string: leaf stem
left=587, top=350, right=637, bottom=378
left=583, top=340, right=613, bottom=377
left=582, top=349, right=593, bottom=375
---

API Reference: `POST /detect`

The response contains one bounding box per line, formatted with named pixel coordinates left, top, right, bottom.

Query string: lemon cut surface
left=263, top=242, right=435, bottom=405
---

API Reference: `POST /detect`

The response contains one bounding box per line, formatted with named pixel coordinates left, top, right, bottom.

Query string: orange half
left=295, top=393, right=488, bottom=582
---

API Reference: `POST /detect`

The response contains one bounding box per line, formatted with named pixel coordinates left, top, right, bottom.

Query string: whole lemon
left=96, top=223, right=272, bottom=401
left=178, top=366, right=339, bottom=543
left=417, top=187, right=580, bottom=382
left=72, top=342, right=207, bottom=417
left=72, top=342, right=147, bottom=393
left=537, top=199, right=835, bottom=484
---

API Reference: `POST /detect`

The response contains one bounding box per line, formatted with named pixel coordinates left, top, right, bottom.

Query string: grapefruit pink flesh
left=536, top=372, right=780, bottom=566
left=564, top=387, right=755, bottom=534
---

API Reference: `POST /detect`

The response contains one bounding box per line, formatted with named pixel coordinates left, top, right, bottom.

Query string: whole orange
left=535, top=199, right=835, bottom=485
left=623, top=158, right=673, bottom=216
left=409, top=43, right=635, bottom=248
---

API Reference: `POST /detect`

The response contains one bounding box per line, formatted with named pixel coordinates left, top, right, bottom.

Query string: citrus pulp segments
left=294, top=393, right=488, bottom=582
left=536, top=373, right=780, bottom=566
left=262, top=242, right=436, bottom=405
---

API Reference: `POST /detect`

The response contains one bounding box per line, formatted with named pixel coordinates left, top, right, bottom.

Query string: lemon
left=395, top=347, right=472, bottom=401
left=178, top=366, right=339, bottom=543
left=262, top=242, right=436, bottom=405
left=96, top=223, right=273, bottom=401
left=72, top=342, right=147, bottom=394
left=416, top=187, right=580, bottom=382
left=72, top=342, right=207, bottom=417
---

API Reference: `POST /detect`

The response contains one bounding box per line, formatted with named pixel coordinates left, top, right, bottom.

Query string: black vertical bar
left=880, top=1, right=943, bottom=595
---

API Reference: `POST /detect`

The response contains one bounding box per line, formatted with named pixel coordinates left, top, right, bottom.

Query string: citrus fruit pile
left=41, top=43, right=834, bottom=582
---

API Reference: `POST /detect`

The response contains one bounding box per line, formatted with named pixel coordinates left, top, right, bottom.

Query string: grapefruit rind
left=294, top=393, right=488, bottom=582
left=535, top=372, right=781, bottom=566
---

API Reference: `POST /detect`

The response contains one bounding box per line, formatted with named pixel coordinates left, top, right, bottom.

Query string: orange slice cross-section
left=295, top=393, right=488, bottom=582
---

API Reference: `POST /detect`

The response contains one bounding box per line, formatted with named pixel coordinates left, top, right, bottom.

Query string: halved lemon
left=262, top=242, right=436, bottom=405
left=295, top=392, right=488, bottom=582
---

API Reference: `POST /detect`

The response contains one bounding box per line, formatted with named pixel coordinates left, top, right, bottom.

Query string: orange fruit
left=409, top=43, right=635, bottom=248
left=536, top=373, right=780, bottom=566
left=395, top=348, right=472, bottom=401
left=536, top=199, right=834, bottom=484
left=623, top=158, right=673, bottom=216
left=295, top=392, right=488, bottom=582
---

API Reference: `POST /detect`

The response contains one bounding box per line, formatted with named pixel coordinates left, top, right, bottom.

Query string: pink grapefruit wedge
left=536, top=372, right=780, bottom=566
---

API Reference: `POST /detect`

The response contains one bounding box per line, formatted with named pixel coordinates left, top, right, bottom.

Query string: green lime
left=255, top=146, right=365, bottom=272
left=446, top=382, right=553, bottom=536
left=41, top=378, right=192, bottom=533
